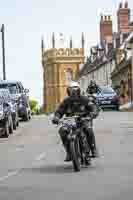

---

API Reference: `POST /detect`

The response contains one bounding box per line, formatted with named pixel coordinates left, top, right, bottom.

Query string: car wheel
left=115, top=105, right=119, bottom=111
left=13, top=120, right=17, bottom=130
left=28, top=113, right=31, bottom=120
left=24, top=112, right=29, bottom=121
left=4, top=121, right=9, bottom=138
left=17, top=119, right=19, bottom=127
left=9, top=117, right=13, bottom=134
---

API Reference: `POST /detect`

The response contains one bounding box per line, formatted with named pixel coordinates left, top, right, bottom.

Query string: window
left=65, top=68, right=73, bottom=83
left=0, top=83, right=18, bottom=94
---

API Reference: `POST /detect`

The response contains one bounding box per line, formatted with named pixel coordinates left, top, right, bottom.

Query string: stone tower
left=42, top=33, right=85, bottom=113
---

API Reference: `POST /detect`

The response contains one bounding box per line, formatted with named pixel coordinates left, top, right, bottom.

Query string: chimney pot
left=101, top=15, right=104, bottom=21
left=119, top=2, right=122, bottom=9
left=125, top=1, right=128, bottom=8
left=105, top=16, right=107, bottom=21
left=108, top=15, right=111, bottom=21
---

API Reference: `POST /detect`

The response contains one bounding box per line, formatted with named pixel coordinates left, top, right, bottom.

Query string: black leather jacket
left=86, top=84, right=100, bottom=95
left=54, top=96, right=97, bottom=119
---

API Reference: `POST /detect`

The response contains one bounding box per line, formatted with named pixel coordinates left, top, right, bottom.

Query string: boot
left=91, top=145, right=99, bottom=158
left=64, top=143, right=71, bottom=162
left=85, top=152, right=91, bottom=165
left=87, top=129, right=98, bottom=158
left=64, top=152, right=71, bottom=162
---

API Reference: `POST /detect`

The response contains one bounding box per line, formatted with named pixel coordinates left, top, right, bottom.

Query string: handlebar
left=59, top=115, right=92, bottom=123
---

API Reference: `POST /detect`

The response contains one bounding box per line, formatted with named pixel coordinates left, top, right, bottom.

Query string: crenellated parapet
left=42, top=48, right=84, bottom=64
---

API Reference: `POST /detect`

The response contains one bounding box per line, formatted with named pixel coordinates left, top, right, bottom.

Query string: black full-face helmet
left=90, top=80, right=96, bottom=87
left=67, top=81, right=81, bottom=97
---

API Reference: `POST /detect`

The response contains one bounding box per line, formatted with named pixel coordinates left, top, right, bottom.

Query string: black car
left=0, top=81, right=31, bottom=121
left=18, top=95, right=31, bottom=121
left=0, top=90, right=14, bottom=137
left=96, top=86, right=120, bottom=110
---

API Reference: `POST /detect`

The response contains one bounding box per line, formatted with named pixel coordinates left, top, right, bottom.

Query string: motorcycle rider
left=86, top=80, right=100, bottom=95
left=52, top=81, right=98, bottom=161
left=86, top=80, right=101, bottom=117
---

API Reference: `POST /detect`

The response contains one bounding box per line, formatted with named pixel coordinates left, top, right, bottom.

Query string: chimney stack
left=100, top=14, right=113, bottom=45
left=117, top=1, right=130, bottom=33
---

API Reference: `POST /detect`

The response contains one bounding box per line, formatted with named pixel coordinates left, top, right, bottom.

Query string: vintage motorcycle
left=58, top=115, right=92, bottom=172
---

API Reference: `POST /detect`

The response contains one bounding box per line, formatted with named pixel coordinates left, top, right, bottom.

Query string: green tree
left=29, top=99, right=39, bottom=115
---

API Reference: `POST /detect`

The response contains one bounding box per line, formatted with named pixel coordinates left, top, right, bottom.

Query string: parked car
left=0, top=81, right=31, bottom=121
left=96, top=86, right=120, bottom=110
left=0, top=89, right=13, bottom=137
left=18, top=95, right=31, bottom=121
left=0, top=89, right=19, bottom=130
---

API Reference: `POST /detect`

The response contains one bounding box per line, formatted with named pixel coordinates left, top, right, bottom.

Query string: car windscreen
left=101, top=87, right=115, bottom=94
left=0, top=84, right=17, bottom=94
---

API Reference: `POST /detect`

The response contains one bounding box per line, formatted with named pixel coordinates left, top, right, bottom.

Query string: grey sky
left=0, top=0, right=133, bottom=105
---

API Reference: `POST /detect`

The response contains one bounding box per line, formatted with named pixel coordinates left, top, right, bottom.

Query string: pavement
left=119, top=101, right=133, bottom=111
left=0, top=112, right=133, bottom=200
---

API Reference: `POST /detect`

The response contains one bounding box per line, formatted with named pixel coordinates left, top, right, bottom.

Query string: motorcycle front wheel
left=70, top=140, right=80, bottom=172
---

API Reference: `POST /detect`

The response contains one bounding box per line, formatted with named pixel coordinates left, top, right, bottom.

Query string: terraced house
left=78, top=2, right=133, bottom=97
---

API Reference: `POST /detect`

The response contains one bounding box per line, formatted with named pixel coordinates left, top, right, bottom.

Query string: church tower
left=42, top=33, right=85, bottom=113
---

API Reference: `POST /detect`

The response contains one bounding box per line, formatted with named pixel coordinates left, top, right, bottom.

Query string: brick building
left=78, top=1, right=132, bottom=95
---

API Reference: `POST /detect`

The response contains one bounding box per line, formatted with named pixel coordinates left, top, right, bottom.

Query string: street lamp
left=1, top=24, right=6, bottom=80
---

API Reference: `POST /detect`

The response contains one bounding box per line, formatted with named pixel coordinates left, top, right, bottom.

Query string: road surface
left=0, top=112, right=133, bottom=200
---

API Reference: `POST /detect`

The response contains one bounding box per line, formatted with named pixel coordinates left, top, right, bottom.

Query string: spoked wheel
left=70, top=140, right=80, bottom=172
left=79, top=133, right=91, bottom=166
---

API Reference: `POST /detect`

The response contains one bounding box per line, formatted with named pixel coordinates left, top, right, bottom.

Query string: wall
left=79, top=59, right=115, bottom=92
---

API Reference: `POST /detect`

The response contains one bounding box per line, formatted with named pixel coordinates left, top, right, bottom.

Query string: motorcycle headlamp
left=88, top=96, right=94, bottom=102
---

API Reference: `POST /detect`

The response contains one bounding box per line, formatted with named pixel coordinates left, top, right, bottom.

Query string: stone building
left=42, top=33, right=85, bottom=113
left=111, top=32, right=133, bottom=104
left=78, top=2, right=132, bottom=93
left=78, top=14, right=114, bottom=91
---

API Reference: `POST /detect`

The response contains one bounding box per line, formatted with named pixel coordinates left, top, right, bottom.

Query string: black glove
left=52, top=116, right=59, bottom=124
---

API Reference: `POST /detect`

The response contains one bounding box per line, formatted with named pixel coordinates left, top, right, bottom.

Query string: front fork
left=68, top=129, right=90, bottom=161
left=80, top=131, right=90, bottom=155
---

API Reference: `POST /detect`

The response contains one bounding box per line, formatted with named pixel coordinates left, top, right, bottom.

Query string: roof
left=120, top=32, right=133, bottom=50
left=78, top=47, right=116, bottom=78
left=111, top=58, right=131, bottom=78
left=129, top=21, right=133, bottom=26
left=0, top=80, right=21, bottom=85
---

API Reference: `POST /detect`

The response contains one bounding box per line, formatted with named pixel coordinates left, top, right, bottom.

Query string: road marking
left=35, top=152, right=46, bottom=161
left=0, top=170, right=20, bottom=182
